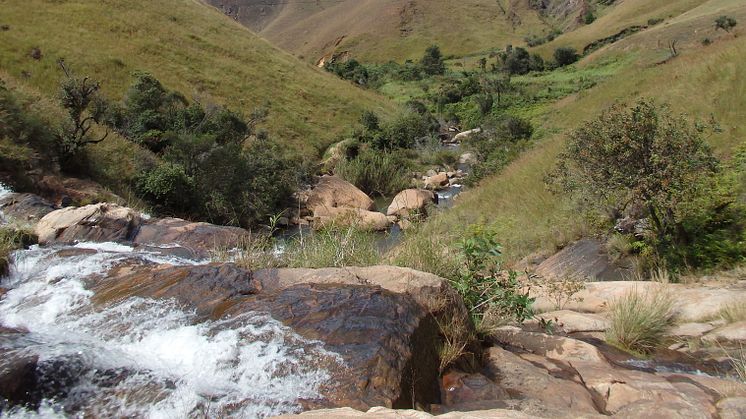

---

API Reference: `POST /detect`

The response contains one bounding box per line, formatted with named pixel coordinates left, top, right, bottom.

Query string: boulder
left=306, top=176, right=374, bottom=213
left=458, top=152, right=477, bottom=165
left=440, top=371, right=509, bottom=408
left=35, top=203, right=141, bottom=245
left=453, top=128, right=482, bottom=142
left=424, top=173, right=449, bottom=190
left=272, top=406, right=541, bottom=418
left=386, top=189, right=436, bottom=217
left=534, top=239, right=635, bottom=282
left=668, top=322, right=717, bottom=338
left=718, top=397, right=746, bottom=419
left=91, top=263, right=472, bottom=412
left=531, top=310, right=610, bottom=333
left=484, top=346, right=598, bottom=414
left=533, top=280, right=746, bottom=322
left=702, top=321, right=746, bottom=345
left=313, top=207, right=394, bottom=231
left=0, top=193, right=56, bottom=224
left=133, top=217, right=251, bottom=259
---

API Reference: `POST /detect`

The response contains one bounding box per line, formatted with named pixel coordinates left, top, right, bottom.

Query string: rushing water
left=0, top=242, right=342, bottom=418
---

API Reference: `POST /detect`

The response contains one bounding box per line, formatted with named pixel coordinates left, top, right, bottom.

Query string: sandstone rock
left=489, top=327, right=607, bottom=365
left=458, top=152, right=477, bottom=165
left=0, top=193, right=56, bottom=224
left=718, top=397, right=746, bottom=419
left=613, top=399, right=712, bottom=419
left=661, top=372, right=746, bottom=398
left=533, top=280, right=746, bottom=322
left=424, top=173, right=449, bottom=190
left=35, top=203, right=141, bottom=245
left=484, top=346, right=598, bottom=413
left=313, top=207, right=393, bottom=231
left=532, top=310, right=610, bottom=333
left=702, top=321, right=746, bottom=344
left=440, top=371, right=509, bottom=407
left=272, top=406, right=541, bottom=418
left=387, top=189, right=436, bottom=217
left=534, top=239, right=635, bottom=283
left=306, top=176, right=374, bottom=213
left=133, top=217, right=250, bottom=259
left=669, top=322, right=717, bottom=338
left=453, top=128, right=482, bottom=142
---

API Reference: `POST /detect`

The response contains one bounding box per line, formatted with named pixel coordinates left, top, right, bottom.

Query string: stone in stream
left=386, top=189, right=436, bottom=217
left=305, top=175, right=394, bottom=230
left=132, top=217, right=251, bottom=259
left=88, top=264, right=477, bottom=412
left=0, top=193, right=56, bottom=224
left=423, top=173, right=449, bottom=190
left=35, top=203, right=142, bottom=245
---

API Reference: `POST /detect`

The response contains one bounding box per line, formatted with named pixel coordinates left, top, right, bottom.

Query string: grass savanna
left=0, top=0, right=396, bottom=156
left=216, top=0, right=558, bottom=63
left=394, top=3, right=746, bottom=265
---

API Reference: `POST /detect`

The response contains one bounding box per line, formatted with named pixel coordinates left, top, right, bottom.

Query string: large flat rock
left=534, top=239, right=635, bottom=282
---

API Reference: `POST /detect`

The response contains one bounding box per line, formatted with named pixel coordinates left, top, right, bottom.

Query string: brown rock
left=532, top=310, right=610, bottom=333
left=35, top=203, right=141, bottom=245
left=306, top=176, right=374, bottom=213
left=133, top=217, right=250, bottom=259
left=613, top=399, right=712, bottom=419
left=484, top=346, right=599, bottom=413
left=668, top=322, right=717, bottom=338
left=272, top=406, right=541, bottom=418
left=440, top=371, right=509, bottom=407
left=424, top=173, right=449, bottom=190
left=534, top=239, right=635, bottom=283
left=718, top=397, right=746, bottom=419
left=387, top=189, right=435, bottom=217
left=313, top=207, right=393, bottom=231
left=702, top=321, right=746, bottom=345
left=0, top=193, right=56, bottom=224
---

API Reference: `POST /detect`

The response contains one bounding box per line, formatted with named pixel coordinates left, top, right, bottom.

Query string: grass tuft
left=606, top=285, right=676, bottom=355
left=719, top=300, right=746, bottom=324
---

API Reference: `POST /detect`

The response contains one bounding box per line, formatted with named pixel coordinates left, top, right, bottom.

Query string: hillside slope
left=0, top=0, right=396, bottom=155
left=403, top=0, right=746, bottom=262
left=207, top=0, right=562, bottom=63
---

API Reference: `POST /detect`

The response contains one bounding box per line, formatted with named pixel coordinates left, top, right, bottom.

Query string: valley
left=1, top=0, right=746, bottom=417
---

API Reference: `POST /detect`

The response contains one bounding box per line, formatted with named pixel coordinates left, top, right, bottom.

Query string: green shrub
left=136, top=162, right=194, bottom=214
left=421, top=45, right=446, bottom=76
left=0, top=225, right=37, bottom=276
left=554, top=47, right=579, bottom=67
left=606, top=286, right=675, bottom=354
left=335, top=148, right=412, bottom=196
left=715, top=16, right=737, bottom=32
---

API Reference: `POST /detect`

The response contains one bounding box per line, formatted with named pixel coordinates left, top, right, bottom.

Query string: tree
left=420, top=45, right=446, bottom=76
left=57, top=60, right=109, bottom=157
left=503, top=47, right=531, bottom=75
left=549, top=100, right=719, bottom=252
left=715, top=15, right=737, bottom=32
left=554, top=47, right=579, bottom=67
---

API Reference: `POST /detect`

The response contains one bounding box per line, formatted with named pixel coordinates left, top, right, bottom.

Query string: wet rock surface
left=0, top=193, right=56, bottom=224
left=132, top=217, right=251, bottom=259
left=35, top=203, right=142, bottom=245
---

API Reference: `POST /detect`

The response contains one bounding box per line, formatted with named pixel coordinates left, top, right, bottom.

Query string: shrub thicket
left=554, top=47, right=579, bottom=67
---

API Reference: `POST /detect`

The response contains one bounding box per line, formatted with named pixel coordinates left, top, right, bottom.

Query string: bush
left=554, top=47, right=579, bottom=67
left=606, top=286, right=675, bottom=354
left=136, top=162, right=194, bottom=214
left=335, top=148, right=412, bottom=196
left=715, top=16, right=737, bottom=32
left=421, top=45, right=446, bottom=76
left=549, top=100, right=744, bottom=270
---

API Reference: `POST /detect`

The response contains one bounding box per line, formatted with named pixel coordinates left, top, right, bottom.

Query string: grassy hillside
left=400, top=0, right=746, bottom=263
left=207, top=0, right=558, bottom=63
left=0, top=0, right=396, bottom=155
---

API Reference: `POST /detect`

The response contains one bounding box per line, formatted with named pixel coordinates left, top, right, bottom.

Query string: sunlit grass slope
left=0, top=0, right=396, bottom=155
left=402, top=0, right=746, bottom=263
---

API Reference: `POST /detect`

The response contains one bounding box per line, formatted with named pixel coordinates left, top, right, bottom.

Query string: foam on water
left=0, top=183, right=12, bottom=223
left=0, top=244, right=341, bottom=418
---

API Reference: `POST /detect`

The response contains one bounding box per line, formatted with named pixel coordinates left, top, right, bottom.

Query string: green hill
left=0, top=0, right=396, bottom=155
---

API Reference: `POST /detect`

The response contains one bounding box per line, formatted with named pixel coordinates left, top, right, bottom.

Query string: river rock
left=533, top=280, right=746, bottom=322
left=0, top=193, right=56, bottom=224
left=439, top=371, right=509, bottom=407
left=424, top=173, right=449, bottom=190
left=386, top=189, right=436, bottom=217
left=484, top=346, right=598, bottom=413
left=133, top=217, right=250, bottom=259
left=701, top=321, right=746, bottom=345
left=718, top=397, right=746, bottom=419
left=91, top=263, right=473, bottom=412
left=458, top=153, right=477, bottom=165
left=534, top=239, right=635, bottom=282
left=312, top=207, right=394, bottom=231
left=274, top=406, right=544, bottom=418
left=531, top=310, right=610, bottom=333
left=307, top=176, right=374, bottom=213
left=35, top=203, right=142, bottom=245
left=453, top=128, right=482, bottom=142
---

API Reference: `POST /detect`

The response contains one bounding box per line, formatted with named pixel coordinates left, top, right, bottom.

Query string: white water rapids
left=0, top=186, right=341, bottom=418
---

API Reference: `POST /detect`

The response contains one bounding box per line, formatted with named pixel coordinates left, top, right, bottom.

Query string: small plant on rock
left=535, top=274, right=586, bottom=310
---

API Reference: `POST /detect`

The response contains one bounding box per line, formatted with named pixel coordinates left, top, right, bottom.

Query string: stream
left=0, top=186, right=342, bottom=418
